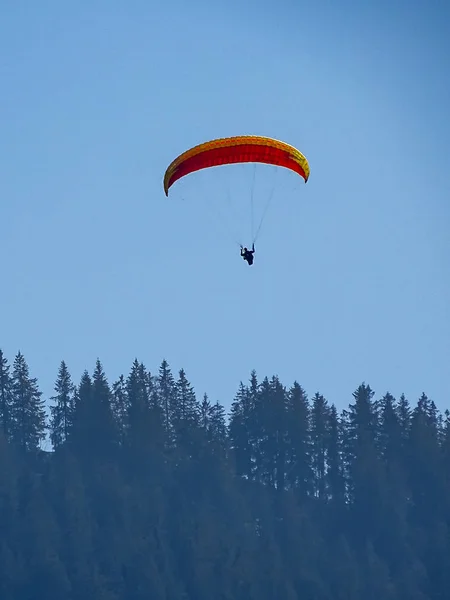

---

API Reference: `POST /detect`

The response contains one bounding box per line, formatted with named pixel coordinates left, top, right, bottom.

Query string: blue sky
left=1, top=0, right=449, bottom=417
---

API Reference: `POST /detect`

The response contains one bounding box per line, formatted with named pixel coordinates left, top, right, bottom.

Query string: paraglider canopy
left=162, top=135, right=310, bottom=252
left=163, top=135, right=310, bottom=196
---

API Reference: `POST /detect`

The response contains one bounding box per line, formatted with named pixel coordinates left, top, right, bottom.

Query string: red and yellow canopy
left=163, top=135, right=310, bottom=196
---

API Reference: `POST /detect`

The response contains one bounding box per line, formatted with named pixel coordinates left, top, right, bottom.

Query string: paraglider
left=240, top=243, right=255, bottom=266
left=163, top=135, right=310, bottom=196
left=162, top=135, right=310, bottom=265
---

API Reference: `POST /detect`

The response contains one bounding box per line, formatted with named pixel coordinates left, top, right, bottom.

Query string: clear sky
left=1, top=0, right=449, bottom=416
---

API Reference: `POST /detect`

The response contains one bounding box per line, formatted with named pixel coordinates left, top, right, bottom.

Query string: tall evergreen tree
left=71, top=365, right=117, bottom=460
left=199, top=393, right=212, bottom=432
left=175, top=369, right=198, bottom=424
left=378, top=393, right=401, bottom=465
left=344, top=383, right=385, bottom=545
left=157, top=359, right=176, bottom=443
left=375, top=392, right=413, bottom=576
left=0, top=349, right=13, bottom=440
left=310, top=392, right=329, bottom=500
left=324, top=403, right=347, bottom=539
left=326, top=404, right=346, bottom=504
left=255, top=376, right=288, bottom=491
left=9, top=352, right=46, bottom=452
left=408, top=393, right=444, bottom=529
left=173, top=369, right=199, bottom=453
left=49, top=361, right=75, bottom=450
left=209, top=401, right=227, bottom=449
left=91, top=359, right=117, bottom=450
left=125, top=360, right=165, bottom=476
left=229, top=379, right=255, bottom=480
left=70, top=371, right=93, bottom=457
left=111, top=374, right=128, bottom=444
left=396, top=393, right=412, bottom=443
left=285, top=381, right=312, bottom=496
left=441, top=410, right=450, bottom=493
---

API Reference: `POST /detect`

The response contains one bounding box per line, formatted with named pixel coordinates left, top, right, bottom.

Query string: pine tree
left=199, top=393, right=212, bottom=432
left=9, top=352, right=46, bottom=452
left=91, top=359, right=117, bottom=449
left=376, top=392, right=412, bottom=576
left=111, top=374, right=128, bottom=444
left=198, top=394, right=228, bottom=458
left=442, top=410, right=450, bottom=494
left=175, top=369, right=198, bottom=423
left=310, top=392, right=329, bottom=500
left=209, top=401, right=227, bottom=449
left=70, top=371, right=93, bottom=457
left=326, top=404, right=346, bottom=505
left=344, top=383, right=385, bottom=544
left=173, top=368, right=200, bottom=455
left=157, top=359, right=176, bottom=444
left=229, top=380, right=254, bottom=479
left=378, top=393, right=400, bottom=464
left=255, top=376, right=288, bottom=490
left=0, top=349, right=13, bottom=441
left=285, top=381, right=312, bottom=496
left=408, top=393, right=444, bottom=528
left=125, top=360, right=165, bottom=476
left=253, top=376, right=272, bottom=486
left=49, top=361, right=75, bottom=450
left=71, top=366, right=117, bottom=460
left=397, top=394, right=412, bottom=441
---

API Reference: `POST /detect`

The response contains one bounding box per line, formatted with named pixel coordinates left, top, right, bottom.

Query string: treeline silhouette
left=0, top=348, right=449, bottom=600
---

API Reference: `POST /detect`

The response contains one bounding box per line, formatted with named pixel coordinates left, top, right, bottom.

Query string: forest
left=0, top=348, right=449, bottom=600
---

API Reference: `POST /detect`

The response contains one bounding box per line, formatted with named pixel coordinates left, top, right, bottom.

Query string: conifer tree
left=325, top=403, right=347, bottom=539
left=199, top=393, right=212, bottom=432
left=376, top=392, right=413, bottom=575
left=396, top=393, right=412, bottom=442
left=209, top=401, right=227, bottom=448
left=91, top=359, right=118, bottom=451
left=442, top=409, right=450, bottom=483
left=310, top=392, right=329, bottom=500
left=125, top=360, right=165, bottom=474
left=157, top=359, right=176, bottom=443
left=9, top=352, right=46, bottom=452
left=255, top=376, right=288, bottom=490
left=344, top=383, right=385, bottom=544
left=49, top=360, right=75, bottom=450
left=0, top=349, right=13, bottom=440
left=173, top=368, right=199, bottom=451
left=229, top=380, right=254, bottom=479
left=326, top=404, right=346, bottom=504
left=111, top=374, right=128, bottom=443
left=199, top=394, right=228, bottom=457
left=70, top=370, right=93, bottom=457
left=286, top=381, right=312, bottom=496
left=408, top=393, right=444, bottom=528
left=71, top=367, right=116, bottom=459
left=441, top=409, right=450, bottom=529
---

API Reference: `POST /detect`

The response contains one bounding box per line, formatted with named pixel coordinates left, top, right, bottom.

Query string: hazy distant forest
left=0, top=348, right=449, bottom=600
